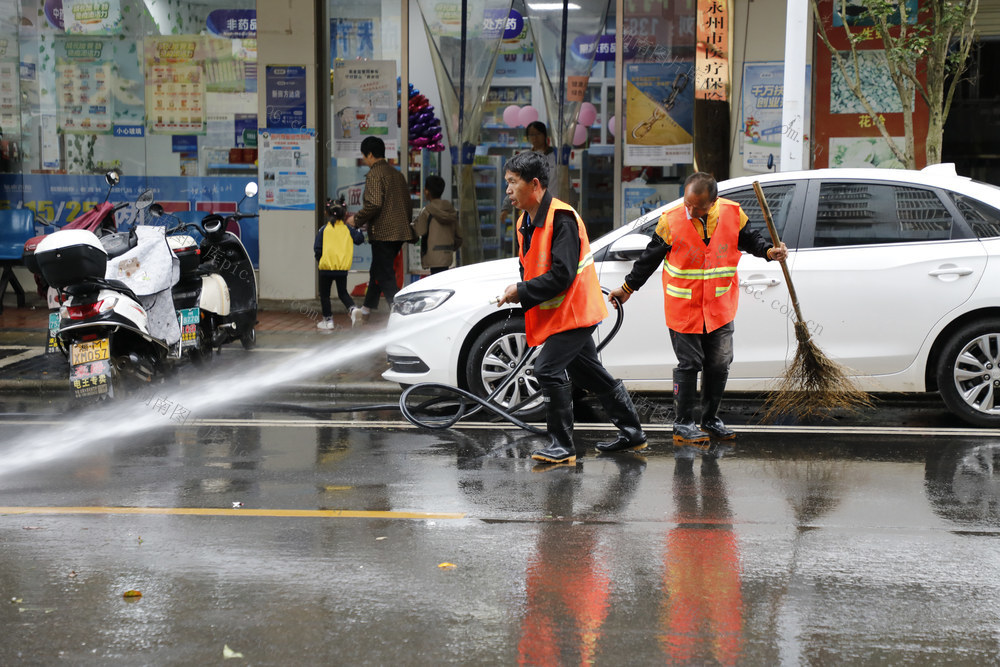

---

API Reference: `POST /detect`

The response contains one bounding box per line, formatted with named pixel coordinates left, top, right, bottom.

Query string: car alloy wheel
left=937, top=319, right=1000, bottom=427
left=465, top=319, right=544, bottom=419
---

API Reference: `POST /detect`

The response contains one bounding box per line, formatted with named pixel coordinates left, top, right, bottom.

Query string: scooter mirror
left=149, top=203, right=164, bottom=218
left=135, top=190, right=155, bottom=210
left=105, top=169, right=121, bottom=187
left=244, top=182, right=258, bottom=198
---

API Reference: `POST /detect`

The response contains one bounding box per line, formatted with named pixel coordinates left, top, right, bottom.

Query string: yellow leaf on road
left=438, top=562, right=456, bottom=569
left=223, top=644, right=244, bottom=659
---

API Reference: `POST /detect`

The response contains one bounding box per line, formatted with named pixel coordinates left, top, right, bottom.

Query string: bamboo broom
left=752, top=181, right=873, bottom=421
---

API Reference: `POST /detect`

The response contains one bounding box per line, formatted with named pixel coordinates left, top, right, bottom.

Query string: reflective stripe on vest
left=660, top=199, right=744, bottom=334
left=517, top=199, right=608, bottom=347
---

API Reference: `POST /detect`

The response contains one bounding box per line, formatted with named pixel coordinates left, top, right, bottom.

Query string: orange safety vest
left=660, top=199, right=744, bottom=334
left=517, top=198, right=608, bottom=347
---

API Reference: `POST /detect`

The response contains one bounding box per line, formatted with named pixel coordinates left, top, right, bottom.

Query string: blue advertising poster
left=265, top=65, right=306, bottom=128
left=0, top=174, right=260, bottom=267
left=740, top=62, right=812, bottom=173
left=330, top=18, right=378, bottom=61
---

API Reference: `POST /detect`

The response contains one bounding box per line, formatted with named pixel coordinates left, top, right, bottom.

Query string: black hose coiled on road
left=399, top=292, right=625, bottom=433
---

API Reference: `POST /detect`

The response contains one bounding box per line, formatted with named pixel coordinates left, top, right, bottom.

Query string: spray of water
left=0, top=303, right=491, bottom=479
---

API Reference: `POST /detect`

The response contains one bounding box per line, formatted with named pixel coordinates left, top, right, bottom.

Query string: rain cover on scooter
left=105, top=226, right=181, bottom=346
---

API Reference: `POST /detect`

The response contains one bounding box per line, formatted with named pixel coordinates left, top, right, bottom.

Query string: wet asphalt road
left=1, top=395, right=1000, bottom=665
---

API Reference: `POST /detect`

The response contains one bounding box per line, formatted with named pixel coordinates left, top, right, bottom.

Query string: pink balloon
left=572, top=124, right=588, bottom=146
left=578, top=102, right=597, bottom=127
left=518, top=105, right=539, bottom=127
left=502, top=104, right=521, bottom=128
left=608, top=115, right=616, bottom=137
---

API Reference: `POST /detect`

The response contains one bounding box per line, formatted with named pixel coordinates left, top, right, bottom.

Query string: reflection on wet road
left=1, top=412, right=1000, bottom=664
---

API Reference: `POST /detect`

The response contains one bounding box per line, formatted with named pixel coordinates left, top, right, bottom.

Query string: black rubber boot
left=531, top=383, right=577, bottom=464
left=595, top=380, right=648, bottom=453
left=701, top=371, right=736, bottom=440
left=672, top=369, right=710, bottom=448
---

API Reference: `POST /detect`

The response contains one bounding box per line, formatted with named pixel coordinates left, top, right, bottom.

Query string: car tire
left=936, top=318, right=1000, bottom=427
left=464, top=318, right=545, bottom=421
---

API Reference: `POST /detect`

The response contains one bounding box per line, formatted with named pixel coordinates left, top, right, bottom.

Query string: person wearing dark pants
left=348, top=136, right=414, bottom=324
left=608, top=172, right=788, bottom=456
left=497, top=151, right=646, bottom=465
left=364, top=239, right=404, bottom=308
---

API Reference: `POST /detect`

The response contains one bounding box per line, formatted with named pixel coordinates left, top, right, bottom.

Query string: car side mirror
left=607, top=233, right=650, bottom=261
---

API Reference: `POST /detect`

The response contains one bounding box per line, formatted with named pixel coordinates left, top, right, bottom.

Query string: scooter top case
left=22, top=201, right=117, bottom=274
left=34, top=229, right=108, bottom=289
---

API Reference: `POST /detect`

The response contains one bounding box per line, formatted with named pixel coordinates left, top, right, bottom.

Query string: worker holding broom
left=608, top=172, right=787, bottom=454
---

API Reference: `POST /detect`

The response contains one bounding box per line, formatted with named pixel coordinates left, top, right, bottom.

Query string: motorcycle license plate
left=177, top=307, right=200, bottom=350
left=70, top=338, right=110, bottom=366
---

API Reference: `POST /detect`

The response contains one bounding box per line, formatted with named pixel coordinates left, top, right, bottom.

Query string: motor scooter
left=157, top=181, right=259, bottom=353
left=32, top=190, right=184, bottom=399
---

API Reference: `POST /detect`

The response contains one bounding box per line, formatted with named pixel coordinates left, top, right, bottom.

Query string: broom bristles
left=760, top=322, right=874, bottom=422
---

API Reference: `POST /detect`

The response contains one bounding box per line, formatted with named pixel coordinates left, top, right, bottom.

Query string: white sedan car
left=384, top=165, right=1000, bottom=427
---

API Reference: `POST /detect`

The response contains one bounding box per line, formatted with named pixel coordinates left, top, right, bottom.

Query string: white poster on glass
left=332, top=60, right=398, bottom=158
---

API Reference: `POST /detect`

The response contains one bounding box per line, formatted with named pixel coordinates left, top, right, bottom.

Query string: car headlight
left=391, top=289, right=455, bottom=315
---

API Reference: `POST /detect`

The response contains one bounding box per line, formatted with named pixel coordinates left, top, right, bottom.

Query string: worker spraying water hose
left=752, top=181, right=874, bottom=420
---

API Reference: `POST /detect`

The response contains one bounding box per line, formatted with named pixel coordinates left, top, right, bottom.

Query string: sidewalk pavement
left=0, top=294, right=401, bottom=397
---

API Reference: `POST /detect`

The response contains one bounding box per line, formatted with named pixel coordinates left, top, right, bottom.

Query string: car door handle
left=928, top=267, right=974, bottom=277
left=739, top=278, right=781, bottom=287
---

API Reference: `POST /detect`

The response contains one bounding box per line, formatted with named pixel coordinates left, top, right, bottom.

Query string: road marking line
left=0, top=506, right=466, bottom=520
left=0, top=347, right=41, bottom=369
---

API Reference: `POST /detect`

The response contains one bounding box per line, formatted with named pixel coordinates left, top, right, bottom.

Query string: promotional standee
left=23, top=172, right=259, bottom=400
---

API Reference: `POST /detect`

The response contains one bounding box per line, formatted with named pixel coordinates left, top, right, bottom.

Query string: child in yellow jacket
left=314, top=197, right=365, bottom=330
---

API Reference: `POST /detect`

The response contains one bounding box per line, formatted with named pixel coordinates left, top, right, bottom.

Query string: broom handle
left=751, top=181, right=807, bottom=326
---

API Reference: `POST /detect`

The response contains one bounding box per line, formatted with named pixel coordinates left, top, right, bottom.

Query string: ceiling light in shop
left=527, top=3, right=582, bottom=10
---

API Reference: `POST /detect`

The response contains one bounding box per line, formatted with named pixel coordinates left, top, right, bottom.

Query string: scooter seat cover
left=105, top=226, right=179, bottom=296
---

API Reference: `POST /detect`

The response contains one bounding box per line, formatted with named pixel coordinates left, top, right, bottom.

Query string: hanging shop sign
left=695, top=0, right=728, bottom=102
left=55, top=36, right=113, bottom=134
left=571, top=34, right=622, bottom=63
left=331, top=59, right=398, bottom=157
left=206, top=9, right=257, bottom=39
left=63, top=0, right=123, bottom=34
left=494, top=9, right=533, bottom=78
left=740, top=62, right=812, bottom=173
left=258, top=127, right=316, bottom=211
left=144, top=37, right=207, bottom=135
left=624, top=61, right=694, bottom=166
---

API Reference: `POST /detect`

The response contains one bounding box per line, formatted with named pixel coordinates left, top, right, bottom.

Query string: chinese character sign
left=695, top=0, right=728, bottom=102
left=63, top=0, right=123, bottom=34
left=265, top=65, right=307, bottom=128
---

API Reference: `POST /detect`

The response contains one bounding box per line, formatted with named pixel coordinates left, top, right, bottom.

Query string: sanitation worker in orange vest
left=608, top=172, right=788, bottom=456
left=496, top=151, right=647, bottom=464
